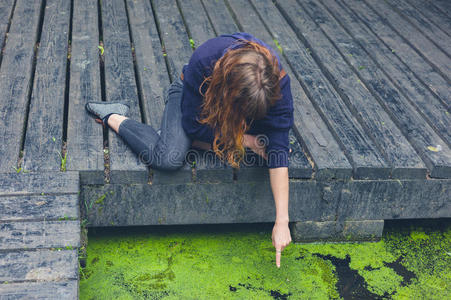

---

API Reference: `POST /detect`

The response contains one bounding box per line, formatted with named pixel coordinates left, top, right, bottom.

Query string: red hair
left=198, top=40, right=282, bottom=168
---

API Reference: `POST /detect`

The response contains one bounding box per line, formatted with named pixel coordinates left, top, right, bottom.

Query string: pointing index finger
left=276, top=248, right=282, bottom=268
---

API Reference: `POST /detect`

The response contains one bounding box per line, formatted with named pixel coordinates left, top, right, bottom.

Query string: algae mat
left=79, top=220, right=450, bottom=299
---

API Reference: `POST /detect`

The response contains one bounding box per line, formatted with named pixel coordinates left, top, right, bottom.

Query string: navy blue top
left=181, top=32, right=294, bottom=168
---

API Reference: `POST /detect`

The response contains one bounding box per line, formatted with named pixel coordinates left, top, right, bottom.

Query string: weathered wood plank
left=342, top=0, right=451, bottom=123
left=177, top=0, right=235, bottom=182
left=178, top=0, right=215, bottom=47
left=125, top=0, right=169, bottom=129
left=152, top=0, right=213, bottom=182
left=431, top=0, right=451, bottom=17
left=82, top=178, right=450, bottom=226
left=339, top=1, right=451, bottom=108
left=364, top=0, right=451, bottom=79
left=0, top=249, right=78, bottom=282
left=336, top=179, right=451, bottom=220
left=0, top=0, right=43, bottom=172
left=82, top=180, right=328, bottom=226
left=386, top=0, right=451, bottom=57
left=288, top=0, right=433, bottom=179
left=322, top=0, right=451, bottom=144
left=236, top=151, right=269, bottom=182
left=251, top=0, right=389, bottom=179
left=0, top=0, right=15, bottom=56
left=189, top=149, right=232, bottom=183
left=152, top=0, right=192, bottom=82
left=205, top=0, right=352, bottom=180
left=201, top=0, right=239, bottom=36
left=66, top=0, right=104, bottom=184
left=125, top=0, right=192, bottom=184
left=0, top=221, right=80, bottom=250
left=288, top=131, right=315, bottom=179
left=0, top=194, right=78, bottom=221
left=22, top=0, right=71, bottom=171
left=197, top=0, right=263, bottom=182
left=0, top=172, right=79, bottom=196
left=0, top=281, right=78, bottom=299
left=408, top=0, right=451, bottom=37
left=101, top=0, right=147, bottom=183
left=297, top=0, right=451, bottom=179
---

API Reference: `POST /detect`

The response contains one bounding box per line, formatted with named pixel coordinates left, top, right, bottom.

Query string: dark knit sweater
left=181, top=32, right=294, bottom=168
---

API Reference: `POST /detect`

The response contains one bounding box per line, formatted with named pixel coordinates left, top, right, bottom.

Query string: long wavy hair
left=198, top=40, right=282, bottom=168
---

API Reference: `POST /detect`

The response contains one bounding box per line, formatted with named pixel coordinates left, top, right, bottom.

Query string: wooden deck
left=0, top=0, right=450, bottom=298
left=0, top=172, right=80, bottom=298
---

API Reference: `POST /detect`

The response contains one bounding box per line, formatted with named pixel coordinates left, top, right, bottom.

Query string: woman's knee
left=153, top=148, right=187, bottom=171
left=164, top=78, right=183, bottom=104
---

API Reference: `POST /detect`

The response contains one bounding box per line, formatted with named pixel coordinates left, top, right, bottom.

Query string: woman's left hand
left=191, top=140, right=212, bottom=151
left=272, top=221, right=292, bottom=268
left=243, top=134, right=267, bottom=160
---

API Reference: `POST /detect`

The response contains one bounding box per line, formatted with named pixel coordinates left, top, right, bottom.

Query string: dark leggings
left=117, top=77, right=192, bottom=171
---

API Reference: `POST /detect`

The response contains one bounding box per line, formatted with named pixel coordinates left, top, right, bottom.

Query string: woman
left=85, top=32, right=294, bottom=268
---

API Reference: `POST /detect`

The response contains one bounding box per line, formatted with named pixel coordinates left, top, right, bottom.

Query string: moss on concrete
left=80, top=220, right=450, bottom=299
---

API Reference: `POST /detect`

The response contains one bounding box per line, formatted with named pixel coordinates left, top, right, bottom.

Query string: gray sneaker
left=85, top=102, right=130, bottom=119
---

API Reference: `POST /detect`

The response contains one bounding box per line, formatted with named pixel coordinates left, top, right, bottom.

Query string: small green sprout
left=358, top=65, right=365, bottom=70
left=163, top=53, right=167, bottom=57
left=52, top=137, right=56, bottom=142
left=84, top=197, right=94, bottom=214
left=189, top=38, right=195, bottom=49
left=273, top=39, right=283, bottom=54
left=98, top=45, right=104, bottom=55
left=57, top=150, right=67, bottom=172
left=95, top=194, right=106, bottom=205
left=61, top=152, right=67, bottom=171
left=81, top=218, right=90, bottom=228
left=58, top=215, right=74, bottom=221
left=12, top=166, right=30, bottom=173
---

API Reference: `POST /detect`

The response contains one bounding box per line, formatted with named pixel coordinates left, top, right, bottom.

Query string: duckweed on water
left=80, top=220, right=450, bottom=299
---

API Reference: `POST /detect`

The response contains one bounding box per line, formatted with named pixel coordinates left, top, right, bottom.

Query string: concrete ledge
left=290, top=220, right=384, bottom=242
left=81, top=178, right=450, bottom=236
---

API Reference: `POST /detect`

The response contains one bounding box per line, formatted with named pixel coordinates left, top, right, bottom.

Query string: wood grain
left=0, top=0, right=43, bottom=172
left=66, top=0, right=104, bottom=184
left=23, top=0, right=71, bottom=171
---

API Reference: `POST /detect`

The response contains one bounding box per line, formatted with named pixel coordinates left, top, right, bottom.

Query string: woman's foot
left=85, top=102, right=130, bottom=124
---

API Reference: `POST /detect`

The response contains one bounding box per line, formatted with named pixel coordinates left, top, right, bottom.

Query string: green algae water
left=79, top=220, right=450, bottom=299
